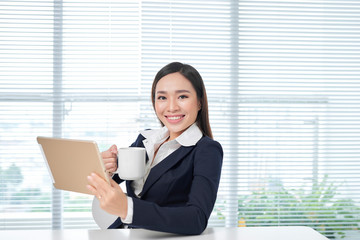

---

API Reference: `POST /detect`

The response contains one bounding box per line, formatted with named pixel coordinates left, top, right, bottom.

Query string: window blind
left=1, top=0, right=359, bottom=239
left=232, top=1, right=360, bottom=239
left=0, top=0, right=143, bottom=230
left=1, top=0, right=55, bottom=229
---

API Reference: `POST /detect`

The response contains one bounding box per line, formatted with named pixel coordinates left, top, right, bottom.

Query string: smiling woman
left=86, top=62, right=223, bottom=235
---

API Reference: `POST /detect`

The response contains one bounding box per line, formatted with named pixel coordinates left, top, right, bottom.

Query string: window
left=1, top=1, right=359, bottom=239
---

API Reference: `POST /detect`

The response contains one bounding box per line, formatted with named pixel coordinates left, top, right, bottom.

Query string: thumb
left=109, top=144, right=118, bottom=154
left=101, top=144, right=117, bottom=158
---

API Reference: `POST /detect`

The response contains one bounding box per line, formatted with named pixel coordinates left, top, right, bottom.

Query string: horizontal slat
left=1, top=0, right=359, bottom=237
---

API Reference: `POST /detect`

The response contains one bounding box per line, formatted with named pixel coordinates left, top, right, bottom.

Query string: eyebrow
left=156, top=89, right=191, bottom=94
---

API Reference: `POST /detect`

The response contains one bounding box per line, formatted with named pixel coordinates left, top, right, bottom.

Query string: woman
left=87, top=62, right=223, bottom=235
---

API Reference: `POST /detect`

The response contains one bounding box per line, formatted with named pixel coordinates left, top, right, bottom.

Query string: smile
left=166, top=115, right=185, bottom=122
left=168, top=116, right=182, bottom=120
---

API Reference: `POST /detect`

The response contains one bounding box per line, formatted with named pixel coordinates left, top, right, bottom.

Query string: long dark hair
left=151, top=62, right=213, bottom=139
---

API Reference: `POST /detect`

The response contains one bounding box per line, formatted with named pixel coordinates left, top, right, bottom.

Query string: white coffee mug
left=116, top=147, right=146, bottom=180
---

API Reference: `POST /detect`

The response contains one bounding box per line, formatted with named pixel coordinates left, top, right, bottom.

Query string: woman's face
left=154, top=72, right=200, bottom=140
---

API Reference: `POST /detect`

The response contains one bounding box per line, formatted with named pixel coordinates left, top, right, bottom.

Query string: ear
left=197, top=101, right=202, bottom=111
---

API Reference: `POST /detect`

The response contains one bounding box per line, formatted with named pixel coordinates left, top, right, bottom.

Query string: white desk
left=0, top=226, right=329, bottom=240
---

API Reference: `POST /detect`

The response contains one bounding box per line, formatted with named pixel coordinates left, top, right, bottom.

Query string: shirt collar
left=176, top=123, right=203, bottom=146
left=139, top=125, right=169, bottom=145
left=139, top=123, right=203, bottom=147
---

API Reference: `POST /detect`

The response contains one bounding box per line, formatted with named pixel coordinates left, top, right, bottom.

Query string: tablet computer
left=37, top=136, right=110, bottom=195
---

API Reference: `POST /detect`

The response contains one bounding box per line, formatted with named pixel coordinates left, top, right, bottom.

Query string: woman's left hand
left=86, top=173, right=128, bottom=219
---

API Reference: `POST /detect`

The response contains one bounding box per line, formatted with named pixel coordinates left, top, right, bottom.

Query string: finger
left=87, top=173, right=109, bottom=197
left=102, top=149, right=115, bottom=159
left=103, top=161, right=117, bottom=174
left=104, top=162, right=117, bottom=170
left=109, top=144, right=118, bottom=154
left=107, top=167, right=117, bottom=174
left=103, top=157, right=117, bottom=165
left=90, top=172, right=108, bottom=185
left=86, top=184, right=97, bottom=196
left=88, top=189, right=102, bottom=201
left=101, top=145, right=117, bottom=158
left=86, top=177, right=103, bottom=199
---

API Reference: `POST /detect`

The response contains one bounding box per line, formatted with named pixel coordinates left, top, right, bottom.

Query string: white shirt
left=121, top=123, right=203, bottom=224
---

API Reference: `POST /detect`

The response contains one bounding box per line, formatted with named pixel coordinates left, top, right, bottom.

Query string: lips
left=166, top=115, right=185, bottom=123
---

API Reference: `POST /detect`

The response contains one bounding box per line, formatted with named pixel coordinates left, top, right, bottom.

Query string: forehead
left=156, top=72, right=195, bottom=92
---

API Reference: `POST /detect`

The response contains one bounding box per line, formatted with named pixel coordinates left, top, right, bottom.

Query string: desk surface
left=0, top=226, right=329, bottom=240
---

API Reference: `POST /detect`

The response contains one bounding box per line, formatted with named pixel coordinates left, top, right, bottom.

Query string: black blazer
left=110, top=133, right=223, bottom=235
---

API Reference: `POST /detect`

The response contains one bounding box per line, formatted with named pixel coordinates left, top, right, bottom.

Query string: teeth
left=168, top=116, right=181, bottom=120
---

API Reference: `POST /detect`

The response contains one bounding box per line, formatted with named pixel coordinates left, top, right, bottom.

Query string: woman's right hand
left=101, top=144, right=118, bottom=175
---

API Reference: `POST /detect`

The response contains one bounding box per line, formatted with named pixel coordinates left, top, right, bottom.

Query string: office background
left=0, top=1, right=359, bottom=239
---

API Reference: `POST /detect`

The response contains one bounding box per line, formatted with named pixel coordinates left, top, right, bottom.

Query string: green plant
left=0, top=163, right=23, bottom=199
left=216, top=176, right=360, bottom=239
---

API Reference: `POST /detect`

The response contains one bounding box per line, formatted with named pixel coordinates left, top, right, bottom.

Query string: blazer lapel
left=139, top=145, right=194, bottom=197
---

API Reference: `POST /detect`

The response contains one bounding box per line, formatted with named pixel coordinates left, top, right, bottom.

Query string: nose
left=168, top=97, right=179, bottom=112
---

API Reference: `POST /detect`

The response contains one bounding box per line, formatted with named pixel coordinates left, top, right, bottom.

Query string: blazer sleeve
left=130, top=138, right=223, bottom=235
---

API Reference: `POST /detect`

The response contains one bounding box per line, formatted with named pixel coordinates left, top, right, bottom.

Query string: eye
left=157, top=96, right=166, bottom=100
left=179, top=95, right=188, bottom=99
